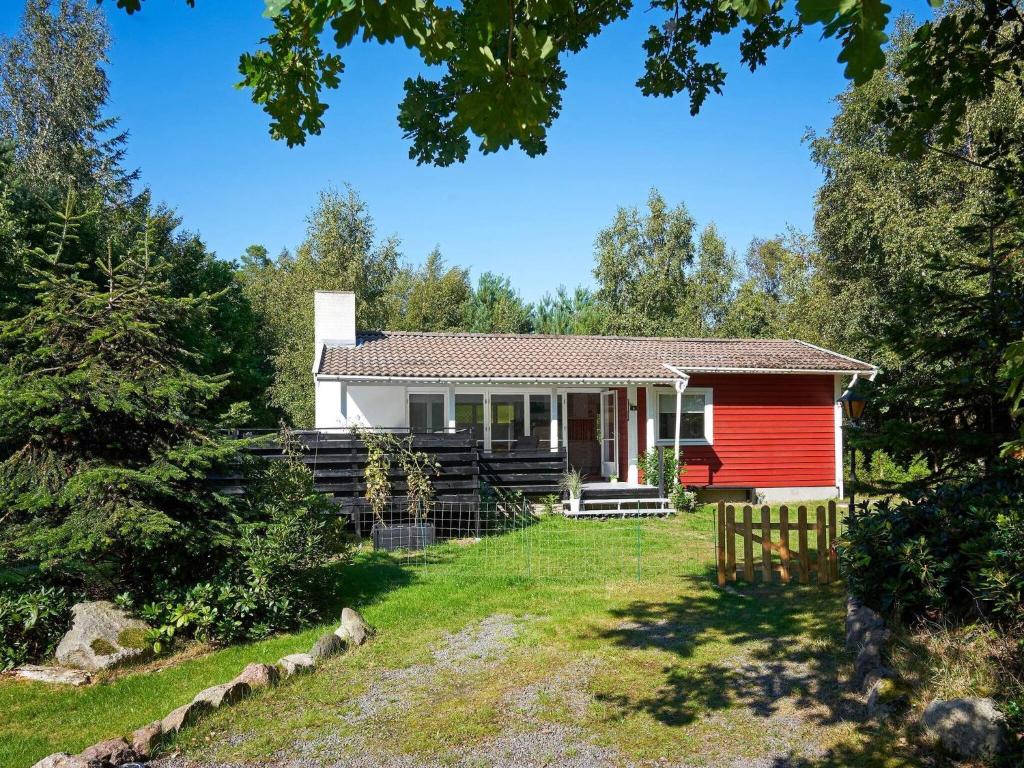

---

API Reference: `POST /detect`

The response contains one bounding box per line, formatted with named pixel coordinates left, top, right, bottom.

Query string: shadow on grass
left=594, top=573, right=922, bottom=766
left=306, top=549, right=415, bottom=619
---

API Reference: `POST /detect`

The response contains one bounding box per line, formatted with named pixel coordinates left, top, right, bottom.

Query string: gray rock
left=78, top=738, right=136, bottom=767
left=853, top=641, right=884, bottom=690
left=310, top=631, right=345, bottom=660
left=845, top=597, right=884, bottom=650
left=922, top=698, right=1007, bottom=759
left=233, top=662, right=279, bottom=689
left=334, top=607, right=371, bottom=647
left=13, top=665, right=91, bottom=686
left=866, top=675, right=907, bottom=720
left=130, top=721, right=162, bottom=759
left=55, top=601, right=150, bottom=672
left=31, top=755, right=89, bottom=768
left=192, top=679, right=251, bottom=709
left=161, top=699, right=212, bottom=735
left=278, top=653, right=315, bottom=677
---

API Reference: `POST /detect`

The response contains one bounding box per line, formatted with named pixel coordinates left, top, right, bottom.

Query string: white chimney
left=314, top=291, right=357, bottom=361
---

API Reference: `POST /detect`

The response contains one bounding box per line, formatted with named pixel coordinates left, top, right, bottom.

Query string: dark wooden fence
left=211, top=430, right=568, bottom=517
left=479, top=449, right=567, bottom=496
left=210, top=430, right=480, bottom=509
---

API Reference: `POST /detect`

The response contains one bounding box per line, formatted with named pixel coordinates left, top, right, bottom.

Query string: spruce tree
left=0, top=191, right=244, bottom=595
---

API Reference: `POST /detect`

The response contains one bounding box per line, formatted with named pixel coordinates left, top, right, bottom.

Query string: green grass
left=1, top=506, right=918, bottom=768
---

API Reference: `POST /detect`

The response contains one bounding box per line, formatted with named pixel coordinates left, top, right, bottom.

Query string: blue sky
left=3, top=1, right=923, bottom=301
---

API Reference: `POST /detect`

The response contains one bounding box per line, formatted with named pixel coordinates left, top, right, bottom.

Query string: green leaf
left=263, top=0, right=291, bottom=19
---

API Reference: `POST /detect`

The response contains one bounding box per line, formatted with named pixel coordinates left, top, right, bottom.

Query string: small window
left=657, top=390, right=710, bottom=443
left=409, top=393, right=445, bottom=433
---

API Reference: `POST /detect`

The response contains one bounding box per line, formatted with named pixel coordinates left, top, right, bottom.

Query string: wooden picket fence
left=715, top=500, right=840, bottom=586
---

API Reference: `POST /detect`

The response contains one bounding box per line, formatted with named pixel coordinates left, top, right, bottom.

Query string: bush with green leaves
left=670, top=485, right=699, bottom=514
left=136, top=437, right=346, bottom=650
left=842, top=465, right=1024, bottom=626
left=638, top=448, right=682, bottom=492
left=0, top=585, right=70, bottom=670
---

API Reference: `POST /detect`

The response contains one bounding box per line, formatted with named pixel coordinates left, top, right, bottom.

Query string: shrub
left=842, top=465, right=1024, bottom=625
left=638, top=448, right=682, bottom=492
left=0, top=585, right=71, bottom=670
left=670, top=485, right=699, bottom=513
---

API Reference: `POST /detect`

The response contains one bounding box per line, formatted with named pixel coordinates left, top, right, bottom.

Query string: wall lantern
left=838, top=389, right=867, bottom=425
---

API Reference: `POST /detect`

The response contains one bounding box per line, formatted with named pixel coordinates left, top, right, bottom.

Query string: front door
left=600, top=390, right=618, bottom=478
left=566, top=393, right=601, bottom=478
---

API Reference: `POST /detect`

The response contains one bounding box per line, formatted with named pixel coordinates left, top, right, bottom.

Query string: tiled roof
left=317, top=332, right=874, bottom=381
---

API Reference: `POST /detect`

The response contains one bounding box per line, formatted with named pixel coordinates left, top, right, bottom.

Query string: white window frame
left=406, top=387, right=448, bottom=433
left=654, top=386, right=713, bottom=446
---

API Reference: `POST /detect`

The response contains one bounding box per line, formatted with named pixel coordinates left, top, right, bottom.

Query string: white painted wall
left=315, top=379, right=345, bottom=429
left=347, top=384, right=408, bottom=429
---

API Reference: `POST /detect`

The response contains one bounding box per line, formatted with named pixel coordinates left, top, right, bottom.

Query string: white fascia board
left=311, top=343, right=324, bottom=375
left=792, top=340, right=878, bottom=373
left=313, top=375, right=675, bottom=385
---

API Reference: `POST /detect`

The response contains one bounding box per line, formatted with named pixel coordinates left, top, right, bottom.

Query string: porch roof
left=317, top=331, right=875, bottom=382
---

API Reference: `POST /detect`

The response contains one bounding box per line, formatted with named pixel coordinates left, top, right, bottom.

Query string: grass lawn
left=1, top=505, right=919, bottom=768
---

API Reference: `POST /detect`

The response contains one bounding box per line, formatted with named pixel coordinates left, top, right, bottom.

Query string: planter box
left=371, top=522, right=436, bottom=551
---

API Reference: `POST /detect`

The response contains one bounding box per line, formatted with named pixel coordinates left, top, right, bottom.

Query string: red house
left=312, top=292, right=876, bottom=502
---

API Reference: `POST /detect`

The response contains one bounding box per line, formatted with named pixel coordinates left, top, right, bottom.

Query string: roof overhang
left=315, top=368, right=877, bottom=384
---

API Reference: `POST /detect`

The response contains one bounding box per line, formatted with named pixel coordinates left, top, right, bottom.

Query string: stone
left=845, top=597, right=884, bottom=650
left=55, top=601, right=151, bottom=672
left=193, top=680, right=251, bottom=709
left=866, top=676, right=908, bottom=720
left=853, top=641, right=884, bottom=691
left=130, top=721, right=162, bottom=759
left=161, top=699, right=212, bottom=735
left=277, top=653, right=315, bottom=677
left=13, top=665, right=91, bottom=686
left=31, top=755, right=89, bottom=768
left=922, top=698, right=1007, bottom=760
left=310, top=631, right=346, bottom=660
left=233, top=662, right=279, bottom=689
left=79, top=738, right=136, bottom=767
left=334, top=607, right=371, bottom=647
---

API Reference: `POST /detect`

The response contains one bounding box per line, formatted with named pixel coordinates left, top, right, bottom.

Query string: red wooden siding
left=674, top=374, right=836, bottom=488
left=615, top=387, right=628, bottom=480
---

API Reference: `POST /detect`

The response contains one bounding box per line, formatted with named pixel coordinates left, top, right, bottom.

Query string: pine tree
left=0, top=191, right=244, bottom=594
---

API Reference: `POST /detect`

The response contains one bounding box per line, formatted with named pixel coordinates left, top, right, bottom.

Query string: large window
left=409, top=393, right=445, bottom=433
left=657, top=389, right=712, bottom=443
left=490, top=394, right=525, bottom=451
left=528, top=394, right=552, bottom=447
left=455, top=394, right=485, bottom=446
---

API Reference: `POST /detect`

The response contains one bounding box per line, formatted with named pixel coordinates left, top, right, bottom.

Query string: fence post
left=778, top=505, right=791, bottom=584
left=716, top=502, right=726, bottom=586
left=742, top=505, right=755, bottom=582
left=816, top=506, right=828, bottom=584
left=760, top=505, right=772, bottom=583
left=636, top=511, right=642, bottom=583
left=798, top=505, right=809, bottom=584
left=726, top=504, right=736, bottom=582
left=828, top=499, right=839, bottom=580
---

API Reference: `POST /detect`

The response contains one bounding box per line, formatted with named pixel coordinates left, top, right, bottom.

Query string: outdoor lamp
left=838, top=389, right=867, bottom=425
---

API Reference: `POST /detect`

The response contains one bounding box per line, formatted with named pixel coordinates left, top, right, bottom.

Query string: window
left=657, top=389, right=712, bottom=443
left=490, top=394, right=524, bottom=451
left=528, top=394, right=552, bottom=447
left=455, top=394, right=485, bottom=447
left=409, top=393, right=445, bottom=433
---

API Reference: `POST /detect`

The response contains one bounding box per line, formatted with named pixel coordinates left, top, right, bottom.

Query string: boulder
left=922, top=698, right=1007, bottom=760
left=866, top=676, right=908, bottom=720
left=55, top=602, right=150, bottom=672
left=78, top=738, right=136, bottom=767
left=277, top=653, right=315, bottom=677
left=233, top=662, right=279, bottom=689
left=193, top=680, right=251, bottom=709
left=310, top=631, right=346, bottom=660
left=13, top=665, right=91, bottom=686
left=161, top=699, right=212, bottom=735
left=130, top=721, right=163, bottom=759
left=334, top=608, right=371, bottom=647
left=31, top=755, right=89, bottom=768
left=845, top=598, right=884, bottom=650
